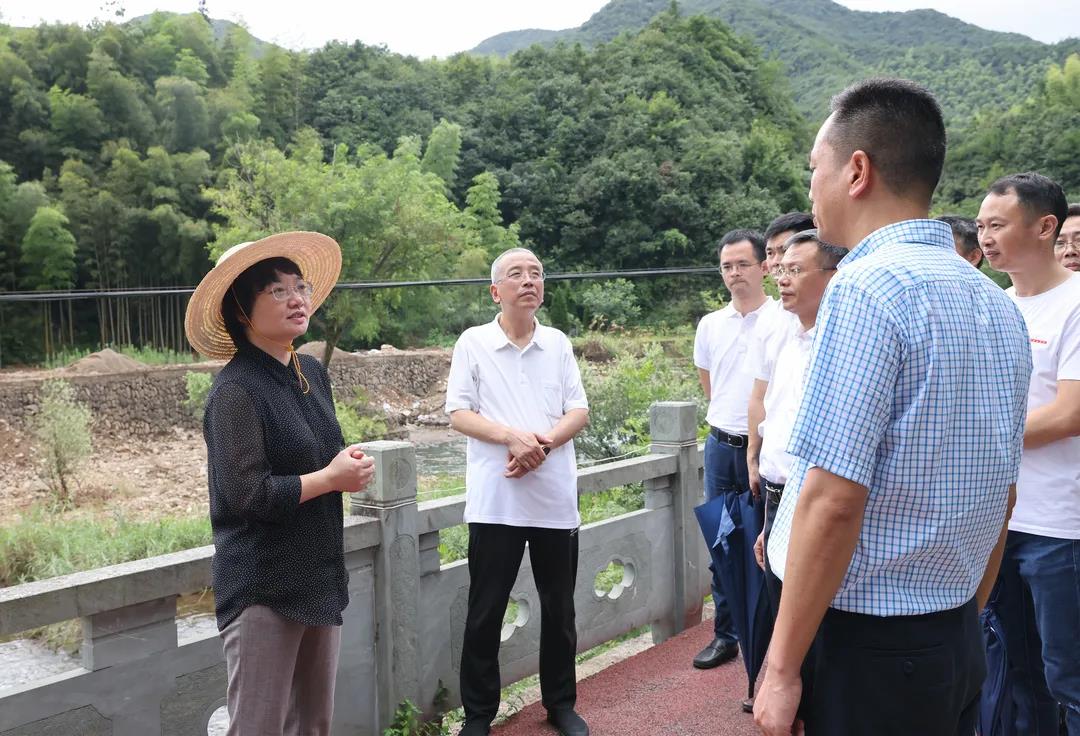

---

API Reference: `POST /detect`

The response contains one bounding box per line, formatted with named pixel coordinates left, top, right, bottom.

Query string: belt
left=763, top=479, right=785, bottom=505
left=710, top=427, right=748, bottom=448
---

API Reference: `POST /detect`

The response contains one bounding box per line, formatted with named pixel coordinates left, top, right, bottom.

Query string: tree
left=421, top=118, right=462, bottom=191
left=21, top=206, right=78, bottom=356
left=155, top=75, right=209, bottom=152
left=21, top=206, right=77, bottom=290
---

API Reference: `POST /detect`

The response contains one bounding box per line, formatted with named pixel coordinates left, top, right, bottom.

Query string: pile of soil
left=296, top=341, right=353, bottom=363
left=61, top=349, right=145, bottom=375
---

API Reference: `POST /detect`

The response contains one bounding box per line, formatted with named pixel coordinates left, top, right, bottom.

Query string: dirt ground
left=0, top=423, right=211, bottom=521
left=0, top=421, right=462, bottom=523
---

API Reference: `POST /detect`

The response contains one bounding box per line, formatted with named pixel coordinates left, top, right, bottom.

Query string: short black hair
left=827, top=78, right=946, bottom=206
left=717, top=228, right=766, bottom=262
left=937, top=215, right=983, bottom=266
left=988, top=172, right=1069, bottom=239
left=785, top=229, right=847, bottom=270
left=221, top=257, right=303, bottom=349
left=764, top=212, right=815, bottom=243
left=1067, top=203, right=1080, bottom=219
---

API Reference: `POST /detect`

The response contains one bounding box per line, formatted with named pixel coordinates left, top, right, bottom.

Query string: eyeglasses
left=498, top=268, right=545, bottom=283
left=1055, top=237, right=1079, bottom=251
left=719, top=261, right=760, bottom=274
left=773, top=265, right=837, bottom=279
left=262, top=281, right=315, bottom=302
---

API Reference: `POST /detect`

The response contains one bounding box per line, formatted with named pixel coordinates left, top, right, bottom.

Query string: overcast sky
left=2, top=0, right=1077, bottom=58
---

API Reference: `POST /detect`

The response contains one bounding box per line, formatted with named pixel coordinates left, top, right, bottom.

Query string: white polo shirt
left=694, top=298, right=782, bottom=434
left=445, top=316, right=588, bottom=529
left=1008, top=272, right=1080, bottom=539
left=755, top=321, right=815, bottom=485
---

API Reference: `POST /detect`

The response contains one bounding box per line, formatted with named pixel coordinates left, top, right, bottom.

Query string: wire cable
left=0, top=266, right=720, bottom=303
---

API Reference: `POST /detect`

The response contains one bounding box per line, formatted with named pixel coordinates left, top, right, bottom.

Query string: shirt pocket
left=542, top=382, right=563, bottom=420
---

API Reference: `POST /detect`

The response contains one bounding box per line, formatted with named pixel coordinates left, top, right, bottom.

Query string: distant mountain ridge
left=472, top=0, right=1080, bottom=120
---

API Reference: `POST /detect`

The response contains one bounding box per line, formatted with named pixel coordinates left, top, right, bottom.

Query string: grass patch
left=41, top=345, right=200, bottom=368
left=0, top=508, right=211, bottom=588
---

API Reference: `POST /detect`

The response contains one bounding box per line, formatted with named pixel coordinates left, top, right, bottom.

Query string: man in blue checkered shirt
left=754, top=79, right=1032, bottom=736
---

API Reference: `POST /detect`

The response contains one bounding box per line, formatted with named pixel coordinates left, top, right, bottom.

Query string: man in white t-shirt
left=445, top=248, right=590, bottom=736
left=747, top=231, right=845, bottom=623
left=978, top=172, right=1080, bottom=735
left=692, top=228, right=782, bottom=669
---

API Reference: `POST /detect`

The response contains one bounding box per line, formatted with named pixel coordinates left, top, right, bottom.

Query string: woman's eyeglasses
left=263, top=281, right=315, bottom=302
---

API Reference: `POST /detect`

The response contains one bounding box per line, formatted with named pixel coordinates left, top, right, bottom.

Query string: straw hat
left=184, top=231, right=342, bottom=360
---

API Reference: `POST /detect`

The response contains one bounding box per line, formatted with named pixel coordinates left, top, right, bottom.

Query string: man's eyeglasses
left=498, top=268, right=545, bottom=283
left=263, top=281, right=315, bottom=302
left=1055, top=237, right=1079, bottom=251
left=772, top=265, right=837, bottom=279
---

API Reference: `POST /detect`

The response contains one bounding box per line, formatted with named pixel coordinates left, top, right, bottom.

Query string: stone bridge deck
left=493, top=617, right=759, bottom=736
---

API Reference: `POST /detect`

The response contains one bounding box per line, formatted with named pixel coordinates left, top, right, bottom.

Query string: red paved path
left=493, top=618, right=760, bottom=736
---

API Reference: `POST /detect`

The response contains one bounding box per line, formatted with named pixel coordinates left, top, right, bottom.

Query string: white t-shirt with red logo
left=1007, top=272, right=1080, bottom=539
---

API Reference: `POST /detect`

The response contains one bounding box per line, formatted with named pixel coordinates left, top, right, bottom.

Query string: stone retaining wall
left=0, top=350, right=450, bottom=438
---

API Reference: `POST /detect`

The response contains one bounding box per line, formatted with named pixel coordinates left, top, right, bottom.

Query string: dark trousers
left=800, top=599, right=984, bottom=736
left=761, top=482, right=783, bottom=622
left=460, top=523, right=579, bottom=726
left=994, top=531, right=1080, bottom=735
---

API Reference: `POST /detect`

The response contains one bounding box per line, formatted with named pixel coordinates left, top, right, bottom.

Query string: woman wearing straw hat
left=185, top=231, right=373, bottom=735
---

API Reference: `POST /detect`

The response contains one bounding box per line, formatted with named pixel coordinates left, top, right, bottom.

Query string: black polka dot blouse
left=203, top=343, right=349, bottom=631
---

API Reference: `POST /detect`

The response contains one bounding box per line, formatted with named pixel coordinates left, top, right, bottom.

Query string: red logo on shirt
left=1030, top=338, right=1048, bottom=345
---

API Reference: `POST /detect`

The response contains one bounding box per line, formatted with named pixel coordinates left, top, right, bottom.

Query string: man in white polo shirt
left=445, top=247, right=590, bottom=736
left=977, top=172, right=1080, bottom=735
left=748, top=231, right=845, bottom=621
left=692, top=228, right=781, bottom=669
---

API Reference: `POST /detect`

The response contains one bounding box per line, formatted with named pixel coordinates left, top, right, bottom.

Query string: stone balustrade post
left=78, top=595, right=179, bottom=734
left=646, top=401, right=706, bottom=643
left=350, top=441, right=422, bottom=730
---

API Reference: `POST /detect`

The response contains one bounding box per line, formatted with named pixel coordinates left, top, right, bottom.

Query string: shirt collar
left=485, top=314, right=545, bottom=351
left=720, top=297, right=775, bottom=319
left=840, top=219, right=954, bottom=269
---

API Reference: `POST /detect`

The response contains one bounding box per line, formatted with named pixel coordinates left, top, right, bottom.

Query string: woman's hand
left=327, top=444, right=375, bottom=493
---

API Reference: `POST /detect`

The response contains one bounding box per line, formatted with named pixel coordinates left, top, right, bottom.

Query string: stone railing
left=0, top=402, right=707, bottom=735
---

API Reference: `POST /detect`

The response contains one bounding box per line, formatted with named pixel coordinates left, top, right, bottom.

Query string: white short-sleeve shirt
left=694, top=298, right=782, bottom=434
left=757, top=323, right=815, bottom=485
left=1008, top=272, right=1080, bottom=539
left=445, top=316, right=588, bottom=529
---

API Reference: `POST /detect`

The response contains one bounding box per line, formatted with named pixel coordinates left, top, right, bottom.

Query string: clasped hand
left=326, top=443, right=376, bottom=493
left=504, top=429, right=553, bottom=478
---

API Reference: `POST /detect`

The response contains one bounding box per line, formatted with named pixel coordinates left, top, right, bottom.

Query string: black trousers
left=761, top=483, right=784, bottom=623
left=459, top=523, right=579, bottom=725
left=800, top=598, right=985, bottom=736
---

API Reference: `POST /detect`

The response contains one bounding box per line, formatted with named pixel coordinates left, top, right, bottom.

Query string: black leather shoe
left=692, top=637, right=738, bottom=669
left=741, top=696, right=754, bottom=713
left=459, top=719, right=491, bottom=736
left=547, top=708, right=590, bottom=736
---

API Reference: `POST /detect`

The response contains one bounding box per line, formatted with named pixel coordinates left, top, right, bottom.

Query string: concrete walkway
left=493, top=618, right=760, bottom=736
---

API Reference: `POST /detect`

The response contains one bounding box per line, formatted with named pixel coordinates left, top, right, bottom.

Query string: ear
left=848, top=150, right=871, bottom=199
left=489, top=283, right=500, bottom=303
left=1037, top=215, right=1059, bottom=242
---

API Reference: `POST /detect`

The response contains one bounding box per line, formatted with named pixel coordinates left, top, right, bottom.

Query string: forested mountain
left=474, top=0, right=1080, bottom=121
left=0, top=9, right=810, bottom=362
left=0, top=5, right=1077, bottom=365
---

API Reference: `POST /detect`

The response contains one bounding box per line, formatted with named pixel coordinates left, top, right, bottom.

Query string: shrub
left=184, top=370, right=213, bottom=423
left=33, top=379, right=92, bottom=508
left=576, top=343, right=704, bottom=460
left=578, top=279, right=641, bottom=330
left=335, top=394, right=388, bottom=444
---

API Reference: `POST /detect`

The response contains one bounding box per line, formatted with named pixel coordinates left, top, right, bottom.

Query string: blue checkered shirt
left=766, top=220, right=1032, bottom=616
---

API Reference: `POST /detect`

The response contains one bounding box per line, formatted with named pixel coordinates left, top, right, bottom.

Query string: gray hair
left=490, top=247, right=541, bottom=284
